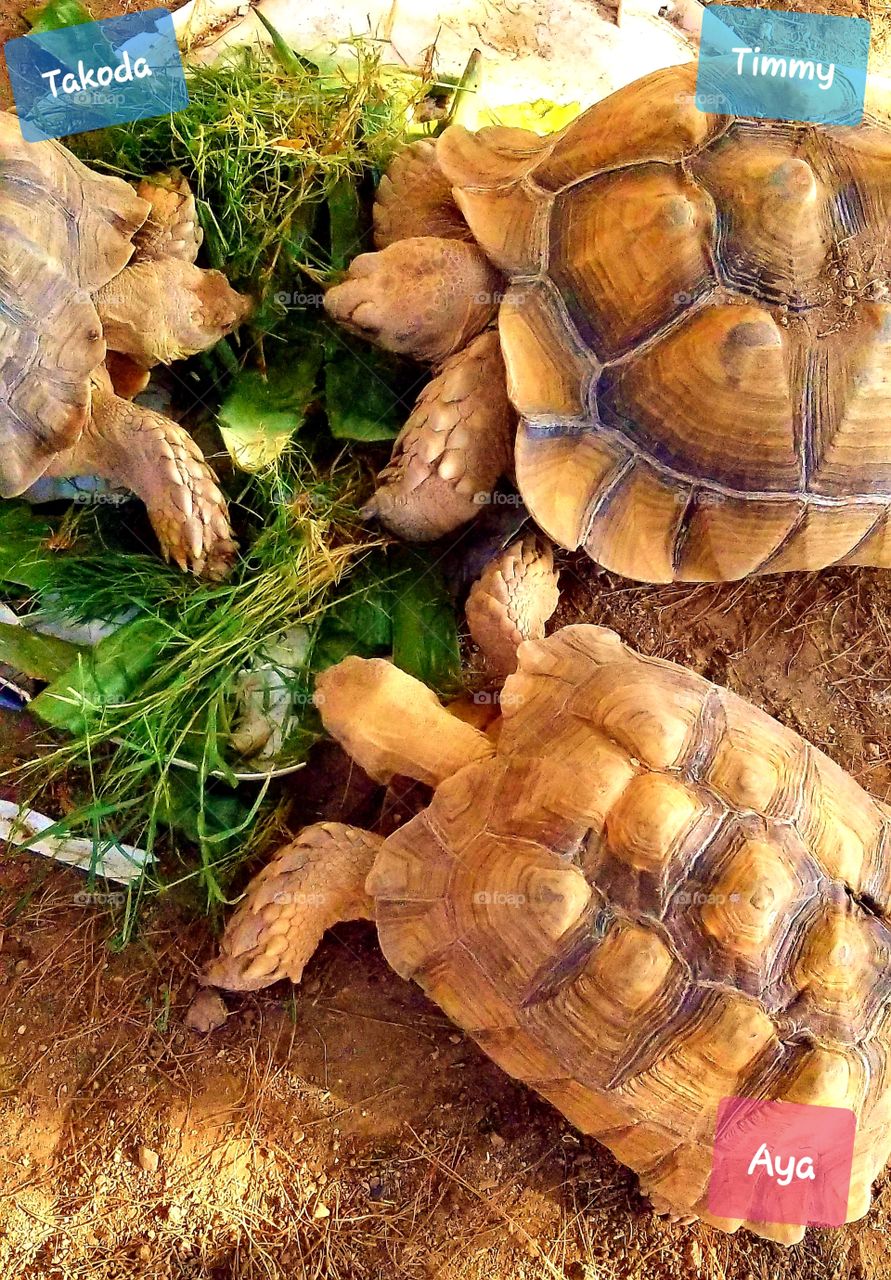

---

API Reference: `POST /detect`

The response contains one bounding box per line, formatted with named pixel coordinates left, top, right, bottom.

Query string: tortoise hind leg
left=638, top=1161, right=805, bottom=1243
left=202, top=825, right=382, bottom=992
left=638, top=1180, right=699, bottom=1226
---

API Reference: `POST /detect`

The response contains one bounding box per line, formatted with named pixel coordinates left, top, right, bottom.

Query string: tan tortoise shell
left=436, top=63, right=891, bottom=582
left=0, top=112, right=149, bottom=496
left=368, top=625, right=891, bottom=1244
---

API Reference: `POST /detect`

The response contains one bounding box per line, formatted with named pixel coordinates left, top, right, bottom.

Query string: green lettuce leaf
left=0, top=622, right=85, bottom=683
left=25, top=0, right=91, bottom=33
left=218, top=342, right=324, bottom=470
left=31, top=617, right=169, bottom=734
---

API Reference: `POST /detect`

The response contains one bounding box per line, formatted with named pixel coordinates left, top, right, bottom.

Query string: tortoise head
left=314, top=656, right=494, bottom=789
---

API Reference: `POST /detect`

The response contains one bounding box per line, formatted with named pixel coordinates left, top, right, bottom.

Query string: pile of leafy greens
left=0, top=5, right=464, bottom=937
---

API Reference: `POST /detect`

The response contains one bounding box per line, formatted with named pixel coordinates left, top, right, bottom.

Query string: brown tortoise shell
left=368, top=625, right=891, bottom=1243
left=0, top=112, right=148, bottom=496
left=436, top=63, right=891, bottom=582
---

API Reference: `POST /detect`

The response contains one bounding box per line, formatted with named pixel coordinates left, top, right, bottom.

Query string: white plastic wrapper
left=0, top=800, right=152, bottom=886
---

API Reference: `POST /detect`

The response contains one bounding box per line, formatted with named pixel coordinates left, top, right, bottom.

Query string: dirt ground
left=6, top=1, right=891, bottom=1279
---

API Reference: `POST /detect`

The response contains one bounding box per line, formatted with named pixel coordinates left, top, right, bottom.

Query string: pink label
left=708, top=1096, right=856, bottom=1228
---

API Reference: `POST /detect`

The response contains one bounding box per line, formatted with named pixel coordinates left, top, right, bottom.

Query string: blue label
left=695, top=5, right=870, bottom=126
left=4, top=8, right=188, bottom=142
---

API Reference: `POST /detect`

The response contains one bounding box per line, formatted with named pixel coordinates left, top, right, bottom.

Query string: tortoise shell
left=367, top=624, right=891, bottom=1243
left=436, top=63, right=891, bottom=582
left=0, top=112, right=149, bottom=495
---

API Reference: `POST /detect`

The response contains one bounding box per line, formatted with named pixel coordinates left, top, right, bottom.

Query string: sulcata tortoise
left=204, top=617, right=891, bottom=1244
left=325, top=61, right=891, bottom=585
left=0, top=113, right=251, bottom=577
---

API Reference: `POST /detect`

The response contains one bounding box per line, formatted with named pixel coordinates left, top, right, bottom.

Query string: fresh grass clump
left=5, top=453, right=372, bottom=923
left=75, top=41, right=426, bottom=309
left=2, top=449, right=459, bottom=935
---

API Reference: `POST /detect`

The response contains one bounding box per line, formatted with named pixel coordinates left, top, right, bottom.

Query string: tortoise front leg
left=373, top=139, right=472, bottom=249
left=466, top=535, right=560, bottom=678
left=203, top=824, right=382, bottom=992
left=45, top=371, right=236, bottom=579
left=324, top=236, right=502, bottom=364
left=362, top=329, right=515, bottom=540
left=132, top=171, right=203, bottom=264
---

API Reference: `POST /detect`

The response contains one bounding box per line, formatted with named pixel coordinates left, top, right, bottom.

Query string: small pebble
left=489, top=1132, right=506, bottom=1149
left=313, top=1202, right=330, bottom=1220
left=136, top=1146, right=159, bottom=1174
left=166, top=1204, right=183, bottom=1224
left=184, top=989, right=228, bottom=1033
